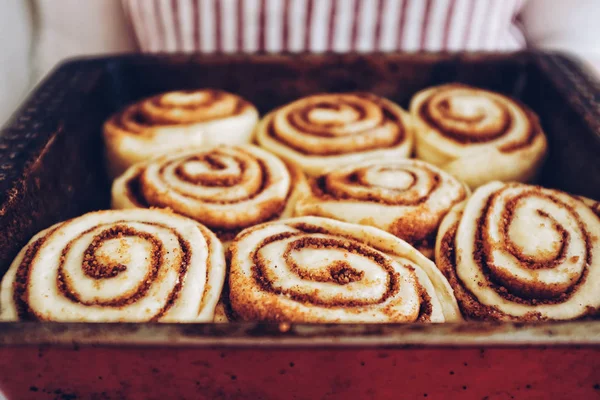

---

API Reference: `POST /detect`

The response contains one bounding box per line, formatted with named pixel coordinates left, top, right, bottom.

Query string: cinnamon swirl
left=436, top=181, right=600, bottom=321
left=111, top=145, right=307, bottom=242
left=410, top=84, right=548, bottom=188
left=295, top=159, right=469, bottom=258
left=103, top=89, right=259, bottom=177
left=229, top=217, right=461, bottom=323
left=0, top=209, right=226, bottom=322
left=255, top=93, right=414, bottom=176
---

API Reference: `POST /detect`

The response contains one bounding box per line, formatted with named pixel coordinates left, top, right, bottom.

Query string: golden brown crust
left=295, top=159, right=468, bottom=254
left=228, top=217, right=459, bottom=323
left=438, top=219, right=522, bottom=321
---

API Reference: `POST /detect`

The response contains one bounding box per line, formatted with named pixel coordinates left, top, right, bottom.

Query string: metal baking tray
left=0, top=52, right=599, bottom=399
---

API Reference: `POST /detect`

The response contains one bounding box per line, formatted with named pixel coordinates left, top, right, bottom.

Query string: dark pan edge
left=0, top=320, right=599, bottom=347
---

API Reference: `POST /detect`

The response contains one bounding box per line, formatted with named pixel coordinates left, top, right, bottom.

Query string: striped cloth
left=122, top=0, right=526, bottom=54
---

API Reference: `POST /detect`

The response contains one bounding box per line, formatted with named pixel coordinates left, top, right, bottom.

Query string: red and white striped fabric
left=122, top=0, right=527, bottom=54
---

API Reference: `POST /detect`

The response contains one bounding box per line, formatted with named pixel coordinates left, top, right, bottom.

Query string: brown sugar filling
left=194, top=162, right=298, bottom=240
left=56, top=222, right=192, bottom=318
left=153, top=232, right=192, bottom=321
left=251, top=232, right=399, bottom=308
left=416, top=284, right=434, bottom=322
left=57, top=224, right=164, bottom=308
left=124, top=150, right=295, bottom=238
left=81, top=226, right=161, bottom=280
left=110, top=105, right=153, bottom=133
left=229, top=222, right=439, bottom=321
left=12, top=220, right=201, bottom=321
left=152, top=152, right=273, bottom=204
left=499, top=193, right=569, bottom=270
left=268, top=94, right=405, bottom=156
left=126, top=170, right=150, bottom=207
left=327, top=261, right=364, bottom=285
left=443, top=188, right=593, bottom=320
left=174, top=154, right=246, bottom=187
left=586, top=200, right=600, bottom=218
left=295, top=102, right=368, bottom=137
left=311, top=168, right=441, bottom=206
left=476, top=189, right=591, bottom=303
left=438, top=221, right=513, bottom=321
left=306, top=165, right=465, bottom=247
left=418, top=85, right=541, bottom=152
left=147, top=90, right=249, bottom=121
left=113, top=90, right=250, bottom=132
left=497, top=110, right=541, bottom=152
left=283, top=239, right=370, bottom=286
left=418, top=87, right=511, bottom=143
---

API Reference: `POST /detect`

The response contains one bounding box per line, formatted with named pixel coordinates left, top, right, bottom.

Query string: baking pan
left=0, top=52, right=599, bottom=399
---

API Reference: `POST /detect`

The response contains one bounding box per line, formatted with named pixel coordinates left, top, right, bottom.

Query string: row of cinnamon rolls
left=1, top=87, right=598, bottom=323
left=104, top=85, right=548, bottom=189
left=1, top=142, right=598, bottom=323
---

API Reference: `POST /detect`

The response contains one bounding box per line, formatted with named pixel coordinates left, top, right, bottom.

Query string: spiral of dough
left=229, top=216, right=461, bottom=323
left=112, top=145, right=306, bottom=241
left=295, top=159, right=468, bottom=257
left=410, top=84, right=547, bottom=188
left=256, top=93, right=414, bottom=176
left=103, top=89, right=258, bottom=177
left=0, top=209, right=226, bottom=322
left=435, top=181, right=600, bottom=321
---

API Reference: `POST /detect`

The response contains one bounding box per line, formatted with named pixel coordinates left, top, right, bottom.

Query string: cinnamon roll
left=229, top=217, right=461, bottom=323
left=0, top=209, right=226, bottom=322
left=255, top=93, right=414, bottom=176
left=436, top=181, right=600, bottom=321
left=410, top=84, right=548, bottom=189
left=112, top=145, right=307, bottom=242
left=103, top=89, right=258, bottom=177
left=295, top=159, right=469, bottom=258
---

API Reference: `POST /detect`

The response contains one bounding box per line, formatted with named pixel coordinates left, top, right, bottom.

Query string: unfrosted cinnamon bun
left=255, top=93, right=414, bottom=176
left=436, top=181, right=600, bottom=321
left=295, top=159, right=468, bottom=257
left=410, top=84, right=547, bottom=189
left=112, top=145, right=307, bottom=242
left=229, top=217, right=461, bottom=323
left=103, top=89, right=258, bottom=177
left=0, top=209, right=225, bottom=322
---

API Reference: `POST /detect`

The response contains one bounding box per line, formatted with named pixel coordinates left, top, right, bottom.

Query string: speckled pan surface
left=0, top=52, right=599, bottom=347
